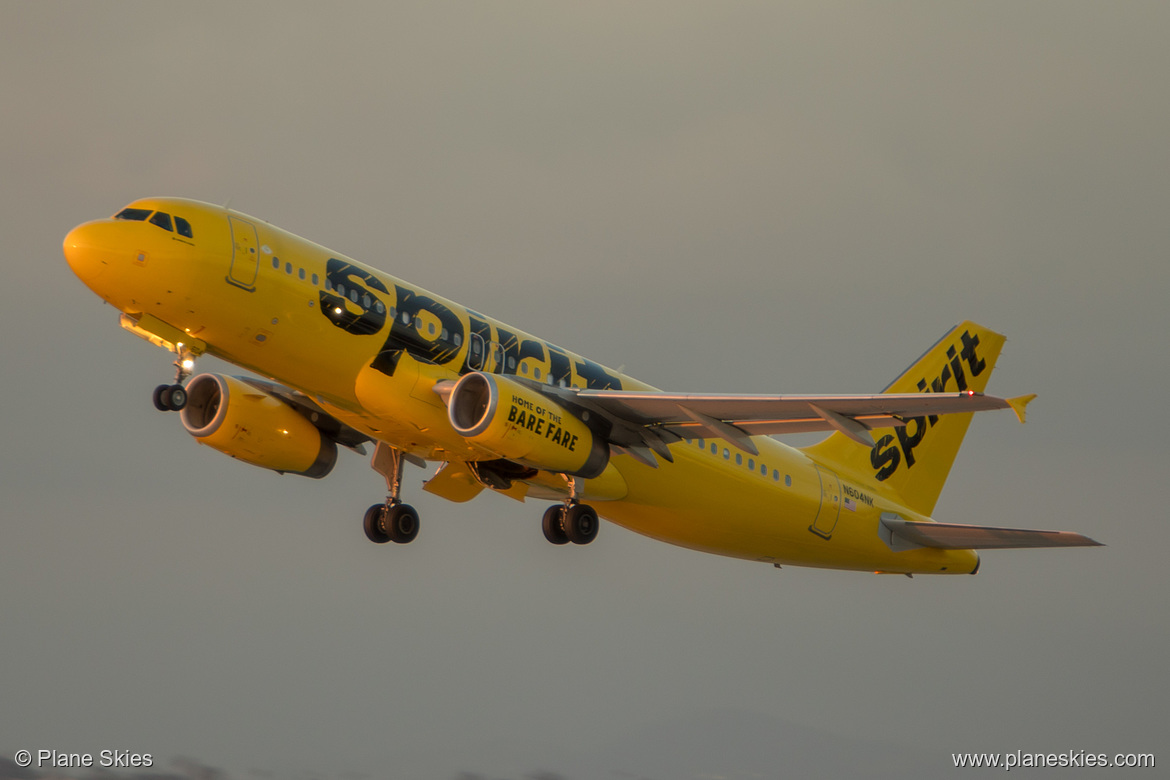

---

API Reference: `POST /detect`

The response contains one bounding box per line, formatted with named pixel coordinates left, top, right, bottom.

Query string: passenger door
left=809, top=464, right=842, bottom=539
left=227, top=216, right=260, bottom=291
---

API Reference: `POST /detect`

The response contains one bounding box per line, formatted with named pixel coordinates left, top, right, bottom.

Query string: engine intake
left=448, top=372, right=609, bottom=479
left=180, top=374, right=337, bottom=478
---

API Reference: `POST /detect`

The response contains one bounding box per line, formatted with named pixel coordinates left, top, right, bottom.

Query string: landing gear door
left=227, top=216, right=260, bottom=291
left=809, top=464, right=842, bottom=540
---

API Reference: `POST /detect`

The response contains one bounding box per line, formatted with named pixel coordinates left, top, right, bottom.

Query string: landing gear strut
left=152, top=346, right=197, bottom=412
left=364, top=443, right=420, bottom=544
left=542, top=475, right=599, bottom=546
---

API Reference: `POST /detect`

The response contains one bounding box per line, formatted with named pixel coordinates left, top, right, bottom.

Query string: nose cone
left=63, top=221, right=118, bottom=282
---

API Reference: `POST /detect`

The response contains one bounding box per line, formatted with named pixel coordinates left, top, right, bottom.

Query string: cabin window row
left=685, top=438, right=792, bottom=485
left=265, top=259, right=584, bottom=387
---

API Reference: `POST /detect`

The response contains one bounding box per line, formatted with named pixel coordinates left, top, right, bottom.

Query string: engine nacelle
left=179, top=374, right=337, bottom=478
left=448, top=372, right=609, bottom=479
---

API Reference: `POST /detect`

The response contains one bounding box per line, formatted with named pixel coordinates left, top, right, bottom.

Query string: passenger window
left=697, top=438, right=704, bottom=449
left=735, top=453, right=742, bottom=465
left=149, top=212, right=173, bottom=231
left=772, top=469, right=780, bottom=481
left=534, top=368, right=542, bottom=380
left=312, top=273, right=320, bottom=285
left=723, top=448, right=730, bottom=460
left=272, top=257, right=279, bottom=269
left=349, top=289, right=358, bottom=303
left=785, top=475, right=792, bottom=487
left=115, top=207, right=152, bottom=221
left=286, top=262, right=293, bottom=275
left=174, top=216, right=193, bottom=238
left=710, top=443, right=717, bottom=454
left=760, top=463, right=767, bottom=475
left=453, top=332, right=462, bottom=347
left=748, top=458, right=755, bottom=470
left=299, top=268, right=306, bottom=280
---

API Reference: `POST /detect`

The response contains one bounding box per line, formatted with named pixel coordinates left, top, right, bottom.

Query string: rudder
left=801, top=321, right=1007, bottom=516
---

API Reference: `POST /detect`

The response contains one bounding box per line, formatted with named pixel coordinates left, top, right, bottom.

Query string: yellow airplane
left=63, top=197, right=1100, bottom=575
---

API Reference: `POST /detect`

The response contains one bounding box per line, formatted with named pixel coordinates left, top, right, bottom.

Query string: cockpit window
left=149, top=212, right=173, bottom=232
left=174, top=216, right=193, bottom=238
left=115, top=207, right=152, bottom=221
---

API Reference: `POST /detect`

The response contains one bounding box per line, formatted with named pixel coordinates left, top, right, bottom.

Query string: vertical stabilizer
left=801, top=322, right=1007, bottom=516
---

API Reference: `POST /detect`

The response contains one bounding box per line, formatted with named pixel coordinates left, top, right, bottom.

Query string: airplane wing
left=881, top=517, right=1103, bottom=549
left=539, top=385, right=1035, bottom=462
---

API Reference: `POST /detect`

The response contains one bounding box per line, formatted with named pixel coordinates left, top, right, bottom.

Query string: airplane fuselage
left=65, top=197, right=983, bottom=574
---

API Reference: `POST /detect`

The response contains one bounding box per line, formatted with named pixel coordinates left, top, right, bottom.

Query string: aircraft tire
left=542, top=505, right=569, bottom=545
left=153, top=384, right=171, bottom=411
left=563, top=503, right=599, bottom=545
left=167, top=384, right=188, bottom=411
left=363, top=504, right=391, bottom=544
left=387, top=503, right=420, bottom=544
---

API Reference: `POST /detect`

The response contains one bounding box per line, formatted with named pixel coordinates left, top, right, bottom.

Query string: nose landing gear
left=152, top=346, right=198, bottom=412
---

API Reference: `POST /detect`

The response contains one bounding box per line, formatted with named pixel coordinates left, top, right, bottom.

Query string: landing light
left=181, top=359, right=195, bottom=371
left=334, top=307, right=343, bottom=315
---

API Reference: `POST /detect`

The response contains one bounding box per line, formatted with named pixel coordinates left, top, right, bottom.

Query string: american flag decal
left=844, top=497, right=857, bottom=512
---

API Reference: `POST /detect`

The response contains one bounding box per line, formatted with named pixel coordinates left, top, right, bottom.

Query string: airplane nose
left=63, top=221, right=116, bottom=282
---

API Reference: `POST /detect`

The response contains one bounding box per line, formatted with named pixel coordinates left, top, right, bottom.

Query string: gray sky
left=2, top=2, right=1167, bottom=778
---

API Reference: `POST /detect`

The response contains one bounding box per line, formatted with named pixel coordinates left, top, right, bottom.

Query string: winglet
left=1007, top=393, right=1038, bottom=423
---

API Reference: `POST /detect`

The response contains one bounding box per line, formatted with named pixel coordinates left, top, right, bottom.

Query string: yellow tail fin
left=801, top=321, right=1007, bottom=516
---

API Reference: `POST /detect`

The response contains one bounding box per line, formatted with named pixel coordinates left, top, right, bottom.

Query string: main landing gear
left=364, top=443, right=420, bottom=544
left=359, top=451, right=600, bottom=548
left=542, top=502, right=600, bottom=545
left=152, top=346, right=197, bottom=412
left=541, top=475, right=600, bottom=546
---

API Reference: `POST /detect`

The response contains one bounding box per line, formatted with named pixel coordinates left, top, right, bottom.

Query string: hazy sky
left=2, top=3, right=1168, bottom=778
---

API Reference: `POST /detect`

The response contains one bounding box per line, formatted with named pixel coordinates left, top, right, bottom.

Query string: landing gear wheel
left=386, top=503, right=419, bottom=544
left=563, top=503, right=599, bottom=545
left=167, top=384, right=187, bottom=411
left=153, top=383, right=187, bottom=411
left=153, top=384, right=171, bottom=412
left=542, top=505, right=569, bottom=545
left=363, top=504, right=391, bottom=544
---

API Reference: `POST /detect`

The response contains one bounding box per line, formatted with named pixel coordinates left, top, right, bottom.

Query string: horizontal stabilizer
left=882, top=517, right=1103, bottom=550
